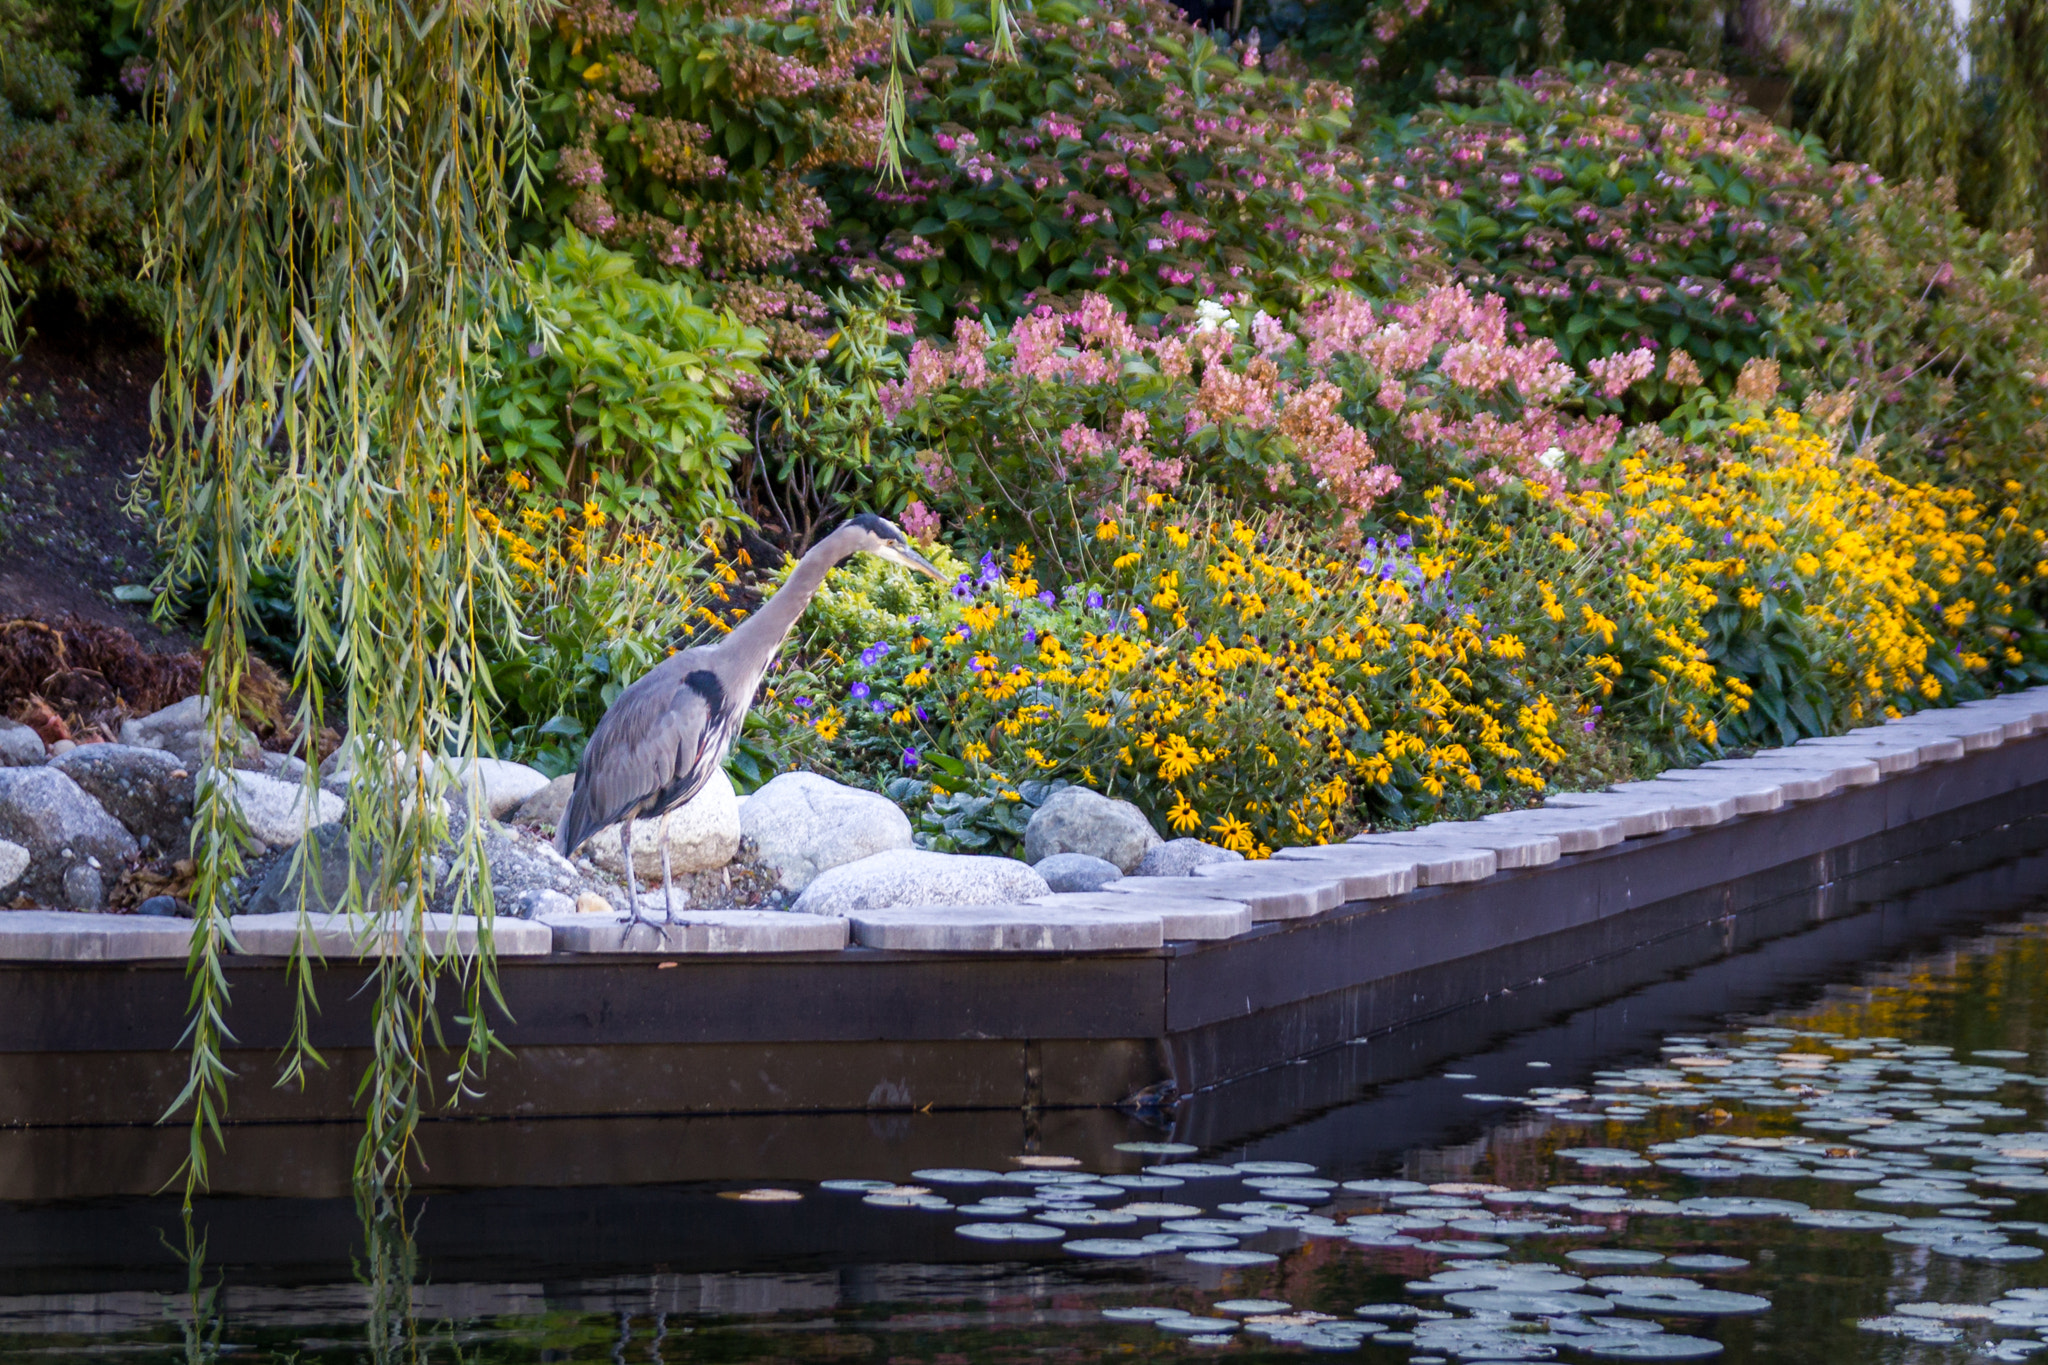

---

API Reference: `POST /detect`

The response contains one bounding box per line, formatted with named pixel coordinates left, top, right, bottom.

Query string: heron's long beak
left=891, top=542, right=949, bottom=582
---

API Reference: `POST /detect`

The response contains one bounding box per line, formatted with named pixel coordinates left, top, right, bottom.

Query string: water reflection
left=13, top=872, right=2048, bottom=1360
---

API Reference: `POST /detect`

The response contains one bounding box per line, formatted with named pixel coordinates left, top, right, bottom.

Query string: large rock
left=444, top=757, right=552, bottom=819
left=586, top=769, right=741, bottom=882
left=511, top=774, right=576, bottom=828
left=207, top=769, right=344, bottom=850
left=52, top=744, right=196, bottom=855
left=0, top=717, right=45, bottom=767
left=0, top=767, right=138, bottom=907
left=792, top=848, right=1051, bottom=917
left=1022, top=788, right=1162, bottom=873
left=120, top=695, right=262, bottom=771
left=1034, top=852, right=1123, bottom=893
left=1133, top=838, right=1243, bottom=878
left=243, top=822, right=392, bottom=915
left=738, top=771, right=914, bottom=891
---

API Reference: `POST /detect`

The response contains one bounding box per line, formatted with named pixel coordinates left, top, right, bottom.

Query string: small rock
left=587, top=770, right=741, bottom=882
left=0, top=718, right=45, bottom=767
left=1034, top=852, right=1124, bottom=893
left=1022, top=788, right=1162, bottom=873
left=506, top=887, right=576, bottom=919
left=573, top=891, right=616, bottom=915
left=52, top=744, right=196, bottom=854
left=739, top=771, right=915, bottom=891
left=460, top=819, right=600, bottom=914
left=207, top=769, right=345, bottom=850
left=512, top=773, right=575, bottom=828
left=0, top=767, right=139, bottom=905
left=62, top=862, right=104, bottom=910
left=445, top=756, right=552, bottom=819
left=0, top=839, right=28, bottom=892
left=1133, top=838, right=1244, bottom=878
left=793, top=848, right=1052, bottom=917
left=135, top=894, right=192, bottom=918
left=49, top=739, right=77, bottom=757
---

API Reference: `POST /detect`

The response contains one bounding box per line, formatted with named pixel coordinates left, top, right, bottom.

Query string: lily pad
left=1568, top=1250, right=1667, bottom=1266
left=957, top=1221, right=1066, bottom=1242
left=912, top=1168, right=1004, bottom=1185
left=1606, top=1289, right=1771, bottom=1316
left=1579, top=1337, right=1726, bottom=1360
left=1114, top=1141, right=1200, bottom=1155
left=1101, top=1306, right=1184, bottom=1321
left=1441, top=1289, right=1613, bottom=1314
left=1118, top=1202, right=1204, bottom=1218
left=1186, top=1249, right=1280, bottom=1265
left=1156, top=1317, right=1240, bottom=1334
left=1234, top=1161, right=1319, bottom=1175
left=1666, top=1255, right=1749, bottom=1271
left=1064, top=1238, right=1164, bottom=1257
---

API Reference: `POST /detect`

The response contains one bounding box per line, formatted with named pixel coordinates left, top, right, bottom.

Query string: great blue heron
left=555, top=513, right=947, bottom=928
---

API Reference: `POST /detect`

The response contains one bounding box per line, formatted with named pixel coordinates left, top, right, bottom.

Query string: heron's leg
left=659, top=808, right=683, bottom=925
left=618, top=813, right=653, bottom=930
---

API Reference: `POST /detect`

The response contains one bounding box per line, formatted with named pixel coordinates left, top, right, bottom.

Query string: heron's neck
left=722, top=528, right=856, bottom=671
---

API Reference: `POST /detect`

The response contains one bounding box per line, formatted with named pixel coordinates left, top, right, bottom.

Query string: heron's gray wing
left=555, top=658, right=706, bottom=856
left=648, top=665, right=744, bottom=815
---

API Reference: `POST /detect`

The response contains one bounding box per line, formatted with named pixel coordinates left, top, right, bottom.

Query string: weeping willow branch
left=1788, top=0, right=2048, bottom=230
left=877, top=0, right=1013, bottom=182
left=144, top=0, right=538, bottom=1197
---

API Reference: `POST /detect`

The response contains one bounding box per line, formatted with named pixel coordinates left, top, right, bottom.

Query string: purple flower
left=1087, top=591, right=1105, bottom=610
left=1584, top=719, right=1597, bottom=733
left=1025, top=628, right=1039, bottom=644
left=969, top=657, right=987, bottom=672
left=859, top=641, right=892, bottom=667
left=850, top=682, right=870, bottom=699
left=527, top=341, right=545, bottom=359
left=871, top=699, right=890, bottom=714
left=795, top=696, right=812, bottom=708
left=1395, top=533, right=1413, bottom=550
left=902, top=746, right=920, bottom=769
left=915, top=705, right=929, bottom=722
left=1038, top=591, right=1055, bottom=607
left=1724, top=532, right=1735, bottom=545
left=978, top=553, right=1003, bottom=586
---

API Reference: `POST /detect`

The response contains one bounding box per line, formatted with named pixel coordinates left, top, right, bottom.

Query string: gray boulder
left=1022, top=788, right=1162, bottom=873
left=793, top=848, right=1051, bottom=917
left=0, top=767, right=138, bottom=906
left=586, top=770, right=740, bottom=880
left=1133, top=838, right=1244, bottom=878
left=0, top=839, right=28, bottom=894
left=1034, top=851, right=1124, bottom=893
left=52, top=744, right=196, bottom=855
left=206, top=769, right=344, bottom=850
left=243, top=822, right=387, bottom=915
left=738, top=771, right=914, bottom=891
left=0, top=717, right=45, bottom=767
left=119, top=695, right=262, bottom=771
left=505, top=887, right=576, bottom=919
left=511, top=773, right=576, bottom=828
left=444, top=756, right=552, bottom=819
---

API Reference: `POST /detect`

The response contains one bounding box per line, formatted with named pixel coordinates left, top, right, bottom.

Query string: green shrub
left=478, top=230, right=767, bottom=530
left=525, top=0, right=1415, bottom=337
left=1770, top=177, right=2048, bottom=509
left=0, top=24, right=152, bottom=324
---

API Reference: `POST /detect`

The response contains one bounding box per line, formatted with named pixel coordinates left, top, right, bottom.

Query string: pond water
left=10, top=854, right=2048, bottom=1363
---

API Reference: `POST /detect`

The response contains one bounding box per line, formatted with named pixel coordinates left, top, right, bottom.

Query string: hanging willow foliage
left=1792, top=0, right=2048, bottom=231
left=141, top=0, right=541, bottom=1193
left=875, top=0, right=1015, bottom=181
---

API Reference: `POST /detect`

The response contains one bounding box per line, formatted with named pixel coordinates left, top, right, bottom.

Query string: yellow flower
left=1167, top=792, right=1201, bottom=832
left=582, top=501, right=607, bottom=527
left=1096, top=520, right=1120, bottom=541
left=814, top=709, right=842, bottom=741
left=504, top=470, right=531, bottom=492
left=1156, top=733, right=1201, bottom=781
left=962, top=741, right=992, bottom=763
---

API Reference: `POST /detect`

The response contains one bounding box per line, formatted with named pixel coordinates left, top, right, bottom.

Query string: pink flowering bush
left=1373, top=58, right=1849, bottom=413
left=526, top=0, right=1425, bottom=352
left=884, top=283, right=1643, bottom=566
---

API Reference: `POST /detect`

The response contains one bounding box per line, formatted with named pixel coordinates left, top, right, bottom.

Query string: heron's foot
left=617, top=908, right=673, bottom=941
